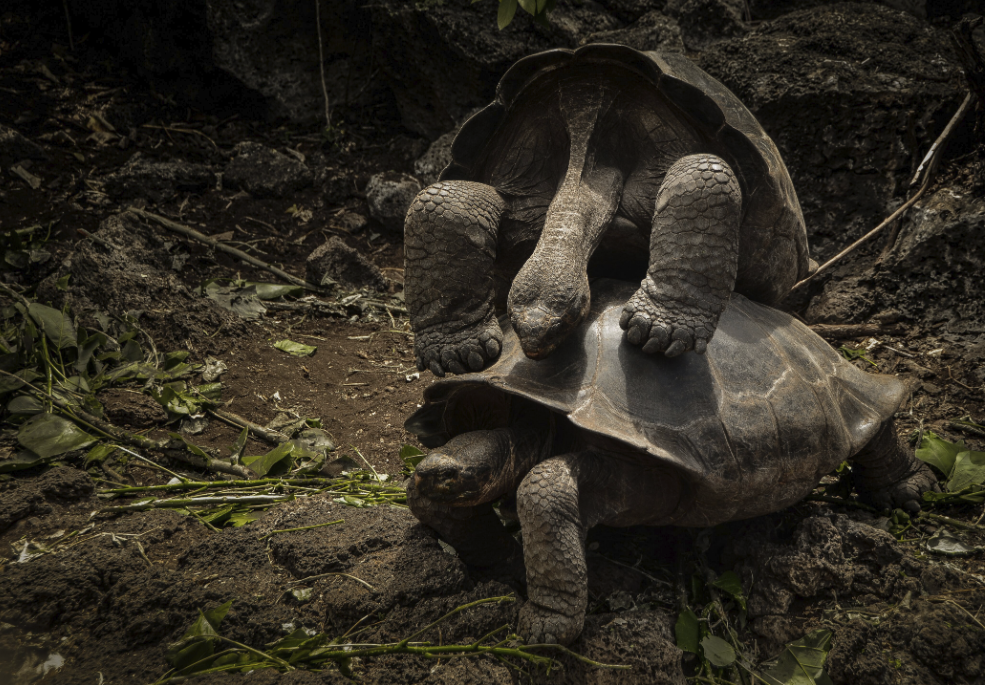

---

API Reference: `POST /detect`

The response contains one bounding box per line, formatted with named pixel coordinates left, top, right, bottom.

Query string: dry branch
left=129, top=209, right=324, bottom=293
left=792, top=91, right=974, bottom=291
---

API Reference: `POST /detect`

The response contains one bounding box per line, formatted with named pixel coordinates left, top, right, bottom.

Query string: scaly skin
left=852, top=418, right=940, bottom=513
left=404, top=181, right=505, bottom=377
left=621, top=154, right=742, bottom=357
left=516, top=451, right=685, bottom=645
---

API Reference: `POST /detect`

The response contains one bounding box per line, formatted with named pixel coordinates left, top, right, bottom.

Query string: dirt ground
left=2, top=2, right=985, bottom=684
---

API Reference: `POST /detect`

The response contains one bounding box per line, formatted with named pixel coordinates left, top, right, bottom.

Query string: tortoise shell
left=406, top=279, right=904, bottom=526
left=439, top=44, right=811, bottom=305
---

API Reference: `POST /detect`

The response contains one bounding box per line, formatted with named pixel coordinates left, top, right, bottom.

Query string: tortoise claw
left=414, top=314, right=504, bottom=376
left=620, top=284, right=721, bottom=358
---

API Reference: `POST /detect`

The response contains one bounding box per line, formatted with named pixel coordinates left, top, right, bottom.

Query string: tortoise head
left=508, top=267, right=590, bottom=360
left=413, top=430, right=508, bottom=505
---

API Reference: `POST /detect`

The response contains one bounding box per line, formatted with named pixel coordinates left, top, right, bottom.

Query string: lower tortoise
left=406, top=279, right=938, bottom=645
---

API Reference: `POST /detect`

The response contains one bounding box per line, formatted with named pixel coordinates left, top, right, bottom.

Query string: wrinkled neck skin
left=509, top=86, right=625, bottom=360
left=414, top=404, right=554, bottom=505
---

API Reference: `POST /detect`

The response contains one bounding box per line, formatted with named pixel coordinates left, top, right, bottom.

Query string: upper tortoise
left=404, top=44, right=814, bottom=375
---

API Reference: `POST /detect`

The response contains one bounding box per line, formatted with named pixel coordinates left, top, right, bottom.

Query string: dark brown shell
left=406, top=279, right=904, bottom=524
left=440, top=44, right=811, bottom=305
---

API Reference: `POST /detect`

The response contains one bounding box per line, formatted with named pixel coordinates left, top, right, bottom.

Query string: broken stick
left=129, top=208, right=324, bottom=293
left=792, top=91, right=974, bottom=291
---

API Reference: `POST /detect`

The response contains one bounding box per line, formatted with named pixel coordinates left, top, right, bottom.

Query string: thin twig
left=314, top=0, right=331, bottom=129
left=806, top=494, right=878, bottom=513
left=61, top=0, right=74, bottom=50
left=129, top=209, right=324, bottom=292
left=918, top=511, right=985, bottom=532
left=208, top=408, right=289, bottom=445
left=793, top=92, right=973, bottom=291
left=288, top=571, right=375, bottom=592
left=947, top=600, right=985, bottom=632
left=260, top=518, right=343, bottom=540
left=102, top=495, right=293, bottom=513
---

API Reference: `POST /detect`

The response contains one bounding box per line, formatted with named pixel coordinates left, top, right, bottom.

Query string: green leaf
left=517, top=0, right=537, bottom=15
left=85, top=444, right=118, bottom=467
left=163, top=350, right=190, bottom=369
left=243, top=441, right=295, bottom=478
left=761, top=629, right=833, bottom=685
left=167, top=600, right=234, bottom=672
left=27, top=303, right=76, bottom=349
left=915, top=431, right=964, bottom=478
left=0, top=450, right=48, bottom=473
left=701, top=635, right=736, bottom=668
left=169, top=433, right=213, bottom=461
left=247, top=283, right=304, bottom=300
left=498, top=0, right=518, bottom=29
left=17, top=413, right=96, bottom=459
left=7, top=394, right=44, bottom=415
left=675, top=608, right=700, bottom=654
left=55, top=273, right=71, bottom=291
left=203, top=282, right=266, bottom=320
left=0, top=367, right=40, bottom=396
left=273, top=340, right=316, bottom=357
left=226, top=509, right=261, bottom=527
left=121, top=339, right=143, bottom=363
left=229, top=425, right=249, bottom=459
left=75, top=331, right=108, bottom=375
left=400, top=444, right=426, bottom=468
left=195, top=382, right=223, bottom=401
left=946, top=450, right=985, bottom=493
left=711, top=571, right=747, bottom=611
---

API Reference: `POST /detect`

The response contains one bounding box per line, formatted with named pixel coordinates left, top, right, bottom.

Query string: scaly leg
left=404, top=181, right=505, bottom=376
left=852, top=418, right=939, bottom=513
left=517, top=451, right=685, bottom=645
left=621, top=154, right=741, bottom=357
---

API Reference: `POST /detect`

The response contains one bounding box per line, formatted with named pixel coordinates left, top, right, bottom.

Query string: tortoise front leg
left=851, top=418, right=939, bottom=514
left=407, top=477, right=523, bottom=575
left=405, top=181, right=505, bottom=376
left=517, top=452, right=686, bottom=645
left=620, top=154, right=741, bottom=357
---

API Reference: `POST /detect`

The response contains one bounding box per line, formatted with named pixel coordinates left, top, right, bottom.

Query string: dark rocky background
left=2, top=1, right=985, bottom=683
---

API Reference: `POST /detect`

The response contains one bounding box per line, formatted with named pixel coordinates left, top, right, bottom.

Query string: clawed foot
left=857, top=460, right=940, bottom=514
left=619, top=284, right=721, bottom=357
left=518, top=601, right=584, bottom=646
left=414, top=314, right=503, bottom=377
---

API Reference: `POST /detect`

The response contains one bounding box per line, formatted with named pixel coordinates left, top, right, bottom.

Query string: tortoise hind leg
left=516, top=451, right=685, bottom=645
left=405, top=181, right=505, bottom=376
left=620, top=154, right=741, bottom=357
left=851, top=417, right=939, bottom=514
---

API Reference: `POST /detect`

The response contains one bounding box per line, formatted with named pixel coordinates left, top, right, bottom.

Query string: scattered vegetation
left=152, top=596, right=627, bottom=683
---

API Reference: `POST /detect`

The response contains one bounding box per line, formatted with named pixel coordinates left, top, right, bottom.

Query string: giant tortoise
left=406, top=279, right=938, bottom=645
left=404, top=44, right=814, bottom=376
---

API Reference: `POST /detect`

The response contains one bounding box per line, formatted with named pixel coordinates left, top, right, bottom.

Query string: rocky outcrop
left=66, top=0, right=381, bottom=122
left=306, top=237, right=386, bottom=291
left=698, top=4, right=962, bottom=257
left=365, top=172, right=422, bottom=230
